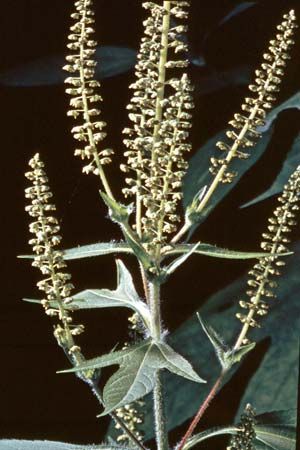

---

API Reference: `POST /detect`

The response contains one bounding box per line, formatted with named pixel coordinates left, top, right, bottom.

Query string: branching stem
left=176, top=370, right=226, bottom=450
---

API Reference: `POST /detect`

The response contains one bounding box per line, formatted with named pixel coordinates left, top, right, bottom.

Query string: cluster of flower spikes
left=227, top=404, right=256, bottom=450
left=121, top=1, right=193, bottom=247
left=236, top=166, right=300, bottom=333
left=64, top=0, right=113, bottom=175
left=210, top=10, right=297, bottom=184
left=25, top=154, right=84, bottom=360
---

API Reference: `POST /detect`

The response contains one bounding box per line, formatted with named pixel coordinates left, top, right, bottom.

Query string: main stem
left=149, top=281, right=169, bottom=450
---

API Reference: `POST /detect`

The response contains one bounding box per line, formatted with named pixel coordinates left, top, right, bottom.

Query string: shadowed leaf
left=0, top=47, right=136, bottom=87
left=242, top=134, right=300, bottom=208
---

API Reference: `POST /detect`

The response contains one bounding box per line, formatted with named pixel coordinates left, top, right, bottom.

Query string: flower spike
left=235, top=165, right=300, bottom=348
left=64, top=0, right=114, bottom=180
left=210, top=10, right=297, bottom=184
left=25, top=154, right=84, bottom=363
left=121, top=1, right=192, bottom=247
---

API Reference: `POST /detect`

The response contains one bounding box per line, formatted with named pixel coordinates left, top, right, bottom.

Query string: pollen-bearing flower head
left=210, top=10, right=297, bottom=184
left=64, top=0, right=114, bottom=175
left=25, top=154, right=84, bottom=354
left=120, top=1, right=193, bottom=248
left=235, top=166, right=300, bottom=346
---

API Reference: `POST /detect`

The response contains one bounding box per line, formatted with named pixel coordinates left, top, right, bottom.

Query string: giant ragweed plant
left=17, top=2, right=299, bottom=450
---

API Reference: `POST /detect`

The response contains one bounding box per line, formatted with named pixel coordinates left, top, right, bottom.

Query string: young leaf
left=197, top=313, right=255, bottom=370
left=197, top=313, right=228, bottom=368
left=161, top=242, right=200, bottom=281
left=163, top=243, right=287, bottom=260
left=183, top=92, right=300, bottom=231
left=140, top=242, right=300, bottom=439
left=241, top=134, right=300, bottom=208
left=28, top=260, right=151, bottom=331
left=63, top=242, right=132, bottom=260
left=59, top=340, right=204, bottom=415
left=100, top=192, right=133, bottom=224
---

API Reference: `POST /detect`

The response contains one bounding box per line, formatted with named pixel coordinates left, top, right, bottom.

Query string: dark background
left=0, top=0, right=300, bottom=448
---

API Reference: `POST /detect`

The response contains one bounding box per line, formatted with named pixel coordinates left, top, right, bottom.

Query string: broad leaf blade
left=242, top=134, right=300, bottom=208
left=156, top=342, right=206, bottom=383
left=102, top=341, right=205, bottom=415
left=60, top=339, right=204, bottom=415
left=255, top=425, right=296, bottom=450
left=0, top=46, right=136, bottom=86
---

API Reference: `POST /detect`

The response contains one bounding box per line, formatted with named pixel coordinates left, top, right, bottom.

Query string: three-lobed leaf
left=59, top=339, right=205, bottom=415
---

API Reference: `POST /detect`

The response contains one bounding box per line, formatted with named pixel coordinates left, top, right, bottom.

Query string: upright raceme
left=25, top=154, right=84, bottom=362
left=210, top=10, right=297, bottom=184
left=64, top=0, right=114, bottom=176
left=235, top=166, right=300, bottom=347
left=121, top=1, right=193, bottom=247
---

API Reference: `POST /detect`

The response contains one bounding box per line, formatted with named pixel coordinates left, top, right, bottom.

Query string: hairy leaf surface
left=63, top=242, right=132, bottom=260
left=164, top=243, right=273, bottom=260
left=60, top=340, right=204, bottom=415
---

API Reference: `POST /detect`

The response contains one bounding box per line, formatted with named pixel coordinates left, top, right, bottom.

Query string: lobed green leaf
left=60, top=339, right=205, bottom=415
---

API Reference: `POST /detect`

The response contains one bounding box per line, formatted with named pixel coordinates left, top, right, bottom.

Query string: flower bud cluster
left=236, top=166, right=300, bottom=332
left=227, top=404, right=256, bottom=450
left=211, top=10, right=297, bottom=184
left=115, top=401, right=144, bottom=444
left=121, top=1, right=192, bottom=246
left=25, top=154, right=84, bottom=355
left=64, top=0, right=113, bottom=175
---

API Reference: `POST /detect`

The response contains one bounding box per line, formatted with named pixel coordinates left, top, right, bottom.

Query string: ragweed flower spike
left=198, top=10, right=297, bottom=215
left=234, top=166, right=300, bottom=349
left=121, top=1, right=193, bottom=247
left=64, top=0, right=114, bottom=196
left=227, top=404, right=256, bottom=450
left=25, top=154, right=84, bottom=364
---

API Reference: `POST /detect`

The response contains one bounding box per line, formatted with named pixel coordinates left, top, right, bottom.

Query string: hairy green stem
left=149, top=280, right=168, bottom=450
